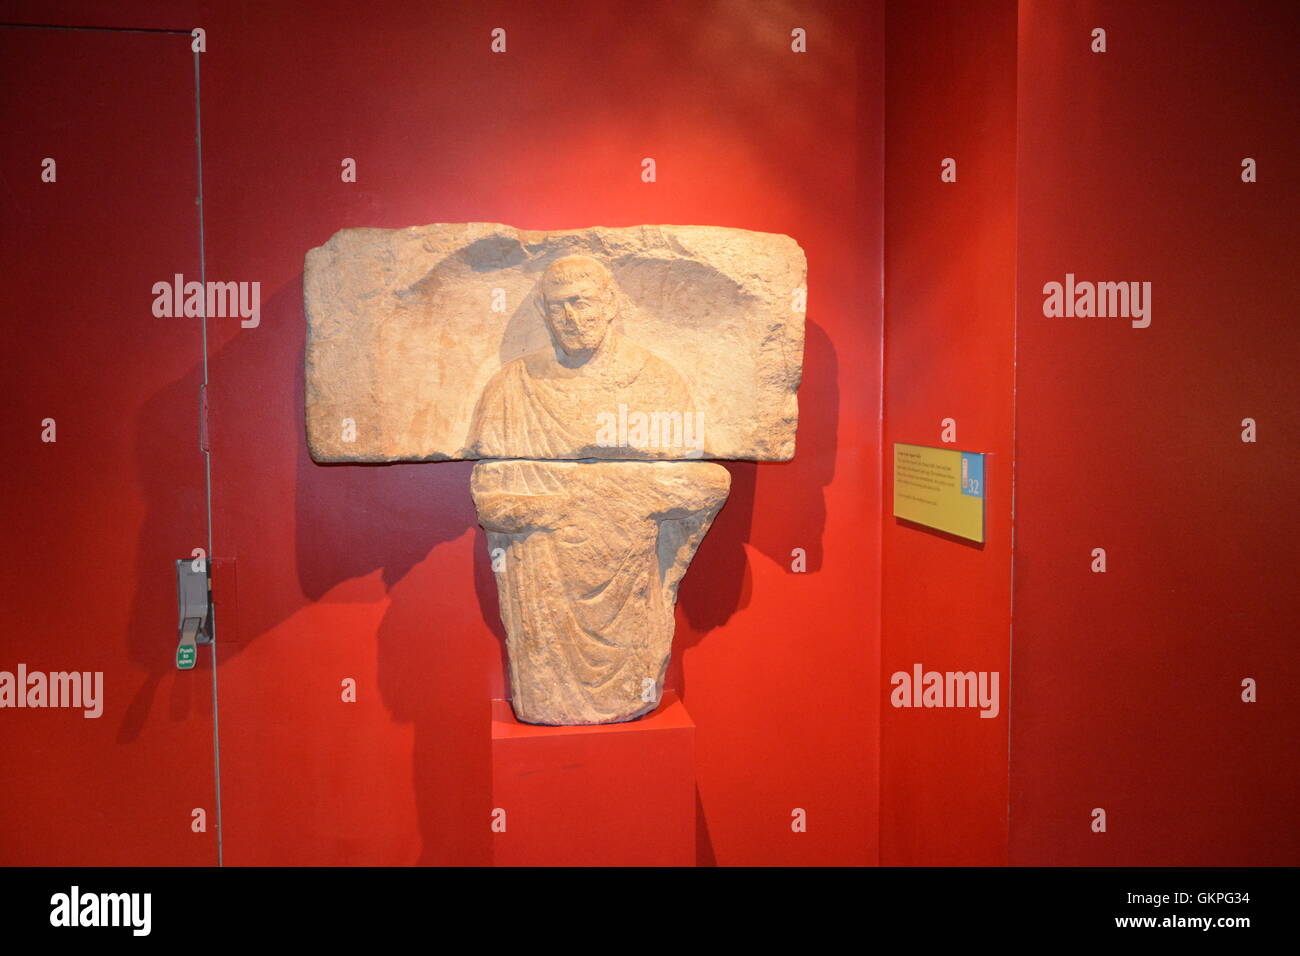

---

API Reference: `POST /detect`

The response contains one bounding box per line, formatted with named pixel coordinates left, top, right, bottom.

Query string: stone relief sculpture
left=305, top=223, right=805, bottom=725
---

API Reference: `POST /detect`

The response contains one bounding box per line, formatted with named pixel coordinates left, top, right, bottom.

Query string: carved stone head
left=538, top=255, right=618, bottom=360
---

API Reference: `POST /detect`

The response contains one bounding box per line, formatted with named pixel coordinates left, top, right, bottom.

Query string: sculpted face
left=542, top=271, right=615, bottom=359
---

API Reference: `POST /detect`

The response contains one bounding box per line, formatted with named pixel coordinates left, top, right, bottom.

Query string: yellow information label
left=892, top=443, right=985, bottom=543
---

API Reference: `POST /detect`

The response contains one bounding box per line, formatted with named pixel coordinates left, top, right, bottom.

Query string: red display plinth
left=491, top=691, right=696, bottom=867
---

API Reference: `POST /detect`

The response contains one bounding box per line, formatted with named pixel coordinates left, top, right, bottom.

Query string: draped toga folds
left=462, top=333, right=698, bottom=459
left=471, top=459, right=731, bottom=725
left=466, top=332, right=728, bottom=724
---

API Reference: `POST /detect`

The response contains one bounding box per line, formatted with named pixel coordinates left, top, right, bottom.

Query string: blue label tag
left=960, top=452, right=984, bottom=498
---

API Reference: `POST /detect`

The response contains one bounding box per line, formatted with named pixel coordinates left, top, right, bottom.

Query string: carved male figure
left=467, top=255, right=728, bottom=724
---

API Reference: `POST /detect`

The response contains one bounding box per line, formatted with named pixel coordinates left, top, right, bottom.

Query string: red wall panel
left=880, top=0, right=1017, bottom=865
left=211, top=0, right=883, bottom=867
left=0, top=26, right=214, bottom=865
left=1011, top=0, right=1300, bottom=864
left=4, top=0, right=883, bottom=865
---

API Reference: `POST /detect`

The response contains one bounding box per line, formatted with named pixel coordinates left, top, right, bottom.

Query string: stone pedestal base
left=491, top=693, right=696, bottom=866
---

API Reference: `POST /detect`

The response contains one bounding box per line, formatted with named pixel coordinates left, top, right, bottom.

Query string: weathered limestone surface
left=472, top=459, right=731, bottom=725
left=305, top=224, right=802, bottom=726
left=304, top=223, right=805, bottom=462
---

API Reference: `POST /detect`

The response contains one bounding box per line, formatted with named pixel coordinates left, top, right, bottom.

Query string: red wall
left=8, top=0, right=1291, bottom=869
left=0, top=25, right=214, bottom=866
left=880, top=0, right=1017, bottom=865
left=1010, top=0, right=1300, bottom=865
left=879, top=0, right=1299, bottom=869
left=3, top=0, right=883, bottom=866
